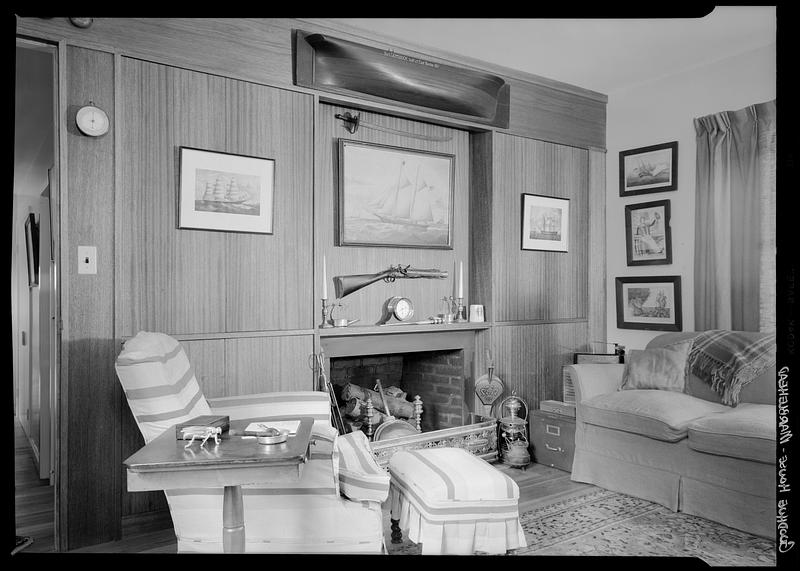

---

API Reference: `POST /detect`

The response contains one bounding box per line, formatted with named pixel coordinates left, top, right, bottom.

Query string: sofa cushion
left=687, top=404, right=776, bottom=464
left=620, top=341, right=692, bottom=392
left=581, top=390, right=730, bottom=442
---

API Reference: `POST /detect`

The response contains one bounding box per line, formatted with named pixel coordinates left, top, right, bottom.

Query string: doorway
left=13, top=37, right=59, bottom=553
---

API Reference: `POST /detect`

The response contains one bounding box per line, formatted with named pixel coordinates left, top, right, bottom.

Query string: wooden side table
left=530, top=409, right=575, bottom=472
left=124, top=417, right=314, bottom=553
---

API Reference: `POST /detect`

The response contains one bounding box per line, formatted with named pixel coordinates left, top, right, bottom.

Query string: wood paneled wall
left=63, top=45, right=119, bottom=548
left=471, top=132, right=599, bottom=412
left=315, top=104, right=471, bottom=324
left=118, top=58, right=314, bottom=335
left=492, top=134, right=588, bottom=323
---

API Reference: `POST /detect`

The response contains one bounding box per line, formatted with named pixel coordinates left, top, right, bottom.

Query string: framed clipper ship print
left=337, top=139, right=454, bottom=249
left=178, top=147, right=275, bottom=234
left=521, top=193, right=569, bottom=252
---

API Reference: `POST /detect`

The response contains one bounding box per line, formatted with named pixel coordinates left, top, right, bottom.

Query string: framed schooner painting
left=178, top=147, right=275, bottom=234
left=337, top=139, right=454, bottom=249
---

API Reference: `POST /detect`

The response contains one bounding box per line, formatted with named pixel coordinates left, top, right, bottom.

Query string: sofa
left=567, top=330, right=776, bottom=539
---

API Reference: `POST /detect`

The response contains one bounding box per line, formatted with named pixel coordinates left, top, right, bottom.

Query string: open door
left=37, top=179, right=55, bottom=482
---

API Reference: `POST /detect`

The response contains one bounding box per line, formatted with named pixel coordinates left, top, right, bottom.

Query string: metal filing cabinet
left=531, top=409, right=576, bottom=472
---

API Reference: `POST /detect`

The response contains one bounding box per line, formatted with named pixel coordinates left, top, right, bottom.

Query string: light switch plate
left=78, top=246, right=97, bottom=274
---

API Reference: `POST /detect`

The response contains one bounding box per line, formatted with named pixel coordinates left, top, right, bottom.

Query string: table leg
left=223, top=485, right=245, bottom=553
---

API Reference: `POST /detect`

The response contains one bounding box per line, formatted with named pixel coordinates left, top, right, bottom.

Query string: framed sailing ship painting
left=337, top=140, right=454, bottom=249
left=521, top=193, right=569, bottom=252
left=178, top=147, right=275, bottom=234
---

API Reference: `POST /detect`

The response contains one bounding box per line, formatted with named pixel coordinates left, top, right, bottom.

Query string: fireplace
left=320, top=324, right=498, bottom=466
left=330, top=349, right=465, bottom=433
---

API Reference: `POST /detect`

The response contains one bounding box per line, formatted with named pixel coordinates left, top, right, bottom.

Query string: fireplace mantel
left=319, top=322, right=490, bottom=358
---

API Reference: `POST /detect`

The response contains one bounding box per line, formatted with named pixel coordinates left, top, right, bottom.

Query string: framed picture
left=178, top=147, right=275, bottom=234
left=521, top=193, right=569, bottom=252
left=337, top=139, right=454, bottom=249
left=625, top=199, right=672, bottom=266
left=619, top=141, right=678, bottom=197
left=24, top=213, right=39, bottom=287
left=615, top=275, right=682, bottom=331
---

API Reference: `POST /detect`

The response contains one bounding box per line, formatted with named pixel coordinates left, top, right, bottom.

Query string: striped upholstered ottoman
left=388, top=447, right=527, bottom=555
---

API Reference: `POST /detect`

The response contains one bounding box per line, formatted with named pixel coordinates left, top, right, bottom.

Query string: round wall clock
left=76, top=104, right=110, bottom=137
left=376, top=296, right=415, bottom=325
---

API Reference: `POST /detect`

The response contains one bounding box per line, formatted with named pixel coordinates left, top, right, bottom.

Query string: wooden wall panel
left=119, top=59, right=314, bottom=335
left=119, top=59, right=228, bottom=335
left=506, top=78, right=606, bottom=150
left=492, top=134, right=589, bottom=322
left=224, top=85, right=314, bottom=331
left=64, top=46, right=119, bottom=548
left=182, top=339, right=226, bottom=395
left=470, top=132, right=494, bottom=322
left=223, top=335, right=315, bottom=397
left=315, top=104, right=471, bottom=325
left=17, top=17, right=606, bottom=149
left=587, top=149, right=607, bottom=346
left=492, top=322, right=588, bottom=412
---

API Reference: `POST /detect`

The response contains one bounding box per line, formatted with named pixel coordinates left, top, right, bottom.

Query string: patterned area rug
left=387, top=489, right=776, bottom=565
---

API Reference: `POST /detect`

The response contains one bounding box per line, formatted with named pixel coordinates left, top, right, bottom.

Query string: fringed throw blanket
left=687, top=330, right=776, bottom=406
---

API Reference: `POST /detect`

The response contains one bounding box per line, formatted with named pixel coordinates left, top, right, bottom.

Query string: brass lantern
left=498, top=393, right=531, bottom=469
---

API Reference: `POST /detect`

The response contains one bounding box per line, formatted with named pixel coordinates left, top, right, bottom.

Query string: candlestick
left=454, top=297, right=467, bottom=323
left=457, top=261, right=463, bottom=299
left=322, top=255, right=328, bottom=300
left=319, top=299, right=334, bottom=328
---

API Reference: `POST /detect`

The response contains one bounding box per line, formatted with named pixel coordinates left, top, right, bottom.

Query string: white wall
left=606, top=43, right=776, bottom=350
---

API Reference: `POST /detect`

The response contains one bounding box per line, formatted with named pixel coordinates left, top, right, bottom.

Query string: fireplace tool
left=309, top=351, right=346, bottom=434
left=474, top=350, right=504, bottom=420
left=370, top=379, right=421, bottom=442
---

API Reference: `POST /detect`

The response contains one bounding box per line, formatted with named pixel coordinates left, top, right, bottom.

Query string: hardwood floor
left=14, top=416, right=594, bottom=554
left=14, top=417, right=55, bottom=553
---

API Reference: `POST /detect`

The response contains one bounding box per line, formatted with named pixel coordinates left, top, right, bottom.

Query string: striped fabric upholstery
left=165, top=492, right=384, bottom=553
left=389, top=447, right=526, bottom=554
left=116, top=331, right=211, bottom=444
left=336, top=431, right=390, bottom=503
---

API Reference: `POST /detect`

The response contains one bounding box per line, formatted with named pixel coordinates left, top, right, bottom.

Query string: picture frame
left=520, top=193, right=569, bottom=252
left=615, top=275, right=682, bottom=331
left=24, top=213, right=39, bottom=287
left=624, top=199, right=672, bottom=266
left=178, top=147, right=275, bottom=234
left=619, top=141, right=678, bottom=197
left=337, top=139, right=454, bottom=249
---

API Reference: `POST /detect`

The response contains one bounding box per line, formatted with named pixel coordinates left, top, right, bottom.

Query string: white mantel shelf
left=319, top=322, right=489, bottom=359
left=319, top=322, right=490, bottom=338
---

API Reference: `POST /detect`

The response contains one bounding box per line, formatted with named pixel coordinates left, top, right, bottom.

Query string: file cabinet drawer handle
left=545, top=424, right=561, bottom=436
left=545, top=443, right=563, bottom=452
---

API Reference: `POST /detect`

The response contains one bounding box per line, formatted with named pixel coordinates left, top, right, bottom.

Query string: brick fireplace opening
left=319, top=326, right=498, bottom=466
left=329, top=349, right=465, bottom=433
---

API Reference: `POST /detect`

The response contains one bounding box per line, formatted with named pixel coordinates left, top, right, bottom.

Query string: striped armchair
left=115, top=331, right=389, bottom=553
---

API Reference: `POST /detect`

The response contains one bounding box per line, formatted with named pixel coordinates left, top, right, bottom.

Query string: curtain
left=694, top=100, right=776, bottom=332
